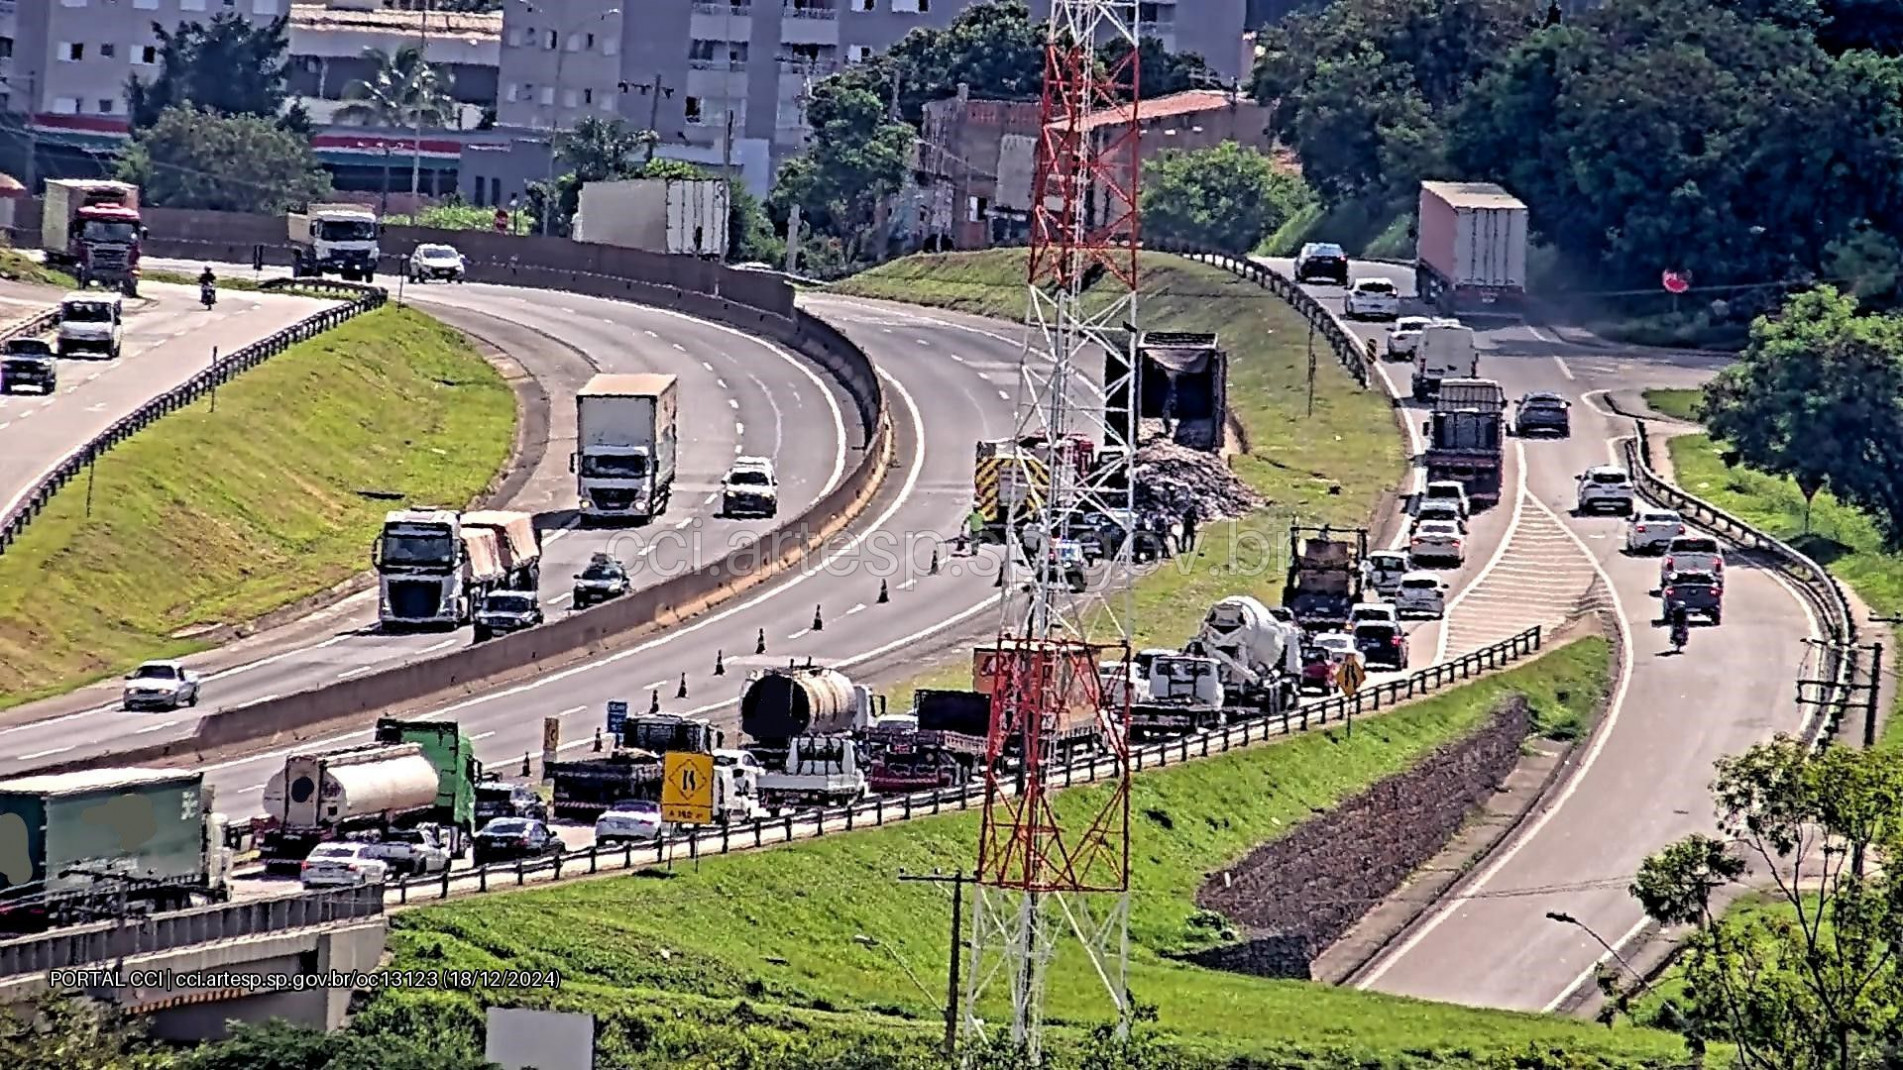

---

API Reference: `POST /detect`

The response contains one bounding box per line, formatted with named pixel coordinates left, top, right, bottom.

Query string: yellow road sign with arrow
left=1336, top=656, right=1367, bottom=697
left=662, top=751, right=714, bottom=825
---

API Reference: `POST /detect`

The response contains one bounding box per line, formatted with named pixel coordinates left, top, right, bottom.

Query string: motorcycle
left=200, top=282, right=216, bottom=310
left=1669, top=616, right=1689, bottom=652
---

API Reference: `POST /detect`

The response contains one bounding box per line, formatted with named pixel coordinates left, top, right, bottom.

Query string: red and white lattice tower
left=964, top=1, right=1141, bottom=1060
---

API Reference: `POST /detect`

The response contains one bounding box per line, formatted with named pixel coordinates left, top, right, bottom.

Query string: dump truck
left=972, top=434, right=1096, bottom=540
left=373, top=508, right=507, bottom=628
left=1187, top=595, right=1304, bottom=713
left=575, top=374, right=679, bottom=524
left=1106, top=331, right=1229, bottom=451
left=288, top=203, right=381, bottom=280
left=41, top=179, right=143, bottom=296
left=254, top=742, right=444, bottom=873
left=1282, top=525, right=1369, bottom=634
left=864, top=689, right=993, bottom=795
left=460, top=510, right=542, bottom=591
left=1422, top=378, right=1507, bottom=509
left=0, top=768, right=231, bottom=934
left=1417, top=181, right=1528, bottom=314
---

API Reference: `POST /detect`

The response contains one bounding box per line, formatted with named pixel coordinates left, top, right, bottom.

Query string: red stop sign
left=493, top=208, right=509, bottom=233
left=1662, top=270, right=1690, bottom=294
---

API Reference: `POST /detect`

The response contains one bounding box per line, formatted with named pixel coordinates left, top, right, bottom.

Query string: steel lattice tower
left=964, top=2, right=1142, bottom=1061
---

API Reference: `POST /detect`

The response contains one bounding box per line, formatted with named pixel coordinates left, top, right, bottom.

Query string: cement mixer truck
left=255, top=742, right=449, bottom=873
left=739, top=667, right=874, bottom=809
left=1187, top=595, right=1304, bottom=713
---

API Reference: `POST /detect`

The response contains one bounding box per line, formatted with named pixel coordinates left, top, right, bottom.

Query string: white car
left=300, top=843, right=391, bottom=888
left=56, top=291, right=123, bottom=359
left=1385, top=316, right=1456, bottom=359
left=122, top=660, right=201, bottom=711
left=1343, top=278, right=1401, bottom=320
left=408, top=243, right=466, bottom=283
left=1625, top=508, right=1685, bottom=554
left=1413, top=499, right=1467, bottom=534
left=1661, top=534, right=1724, bottom=586
left=1421, top=479, right=1470, bottom=518
left=595, top=798, right=665, bottom=846
left=1348, top=602, right=1401, bottom=628
left=721, top=456, right=779, bottom=518
left=1409, top=519, right=1465, bottom=565
left=1393, top=571, right=1448, bottom=619
left=1575, top=466, right=1636, bottom=515
left=1362, top=550, right=1411, bottom=596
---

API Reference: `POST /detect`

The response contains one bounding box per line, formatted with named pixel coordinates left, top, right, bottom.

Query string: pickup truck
left=350, top=825, right=452, bottom=877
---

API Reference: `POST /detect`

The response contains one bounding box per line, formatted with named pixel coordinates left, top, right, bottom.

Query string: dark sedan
left=1514, top=392, right=1572, bottom=436
left=1295, top=242, right=1351, bottom=286
left=472, top=818, right=564, bottom=866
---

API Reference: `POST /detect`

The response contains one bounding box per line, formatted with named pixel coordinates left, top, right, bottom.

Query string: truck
left=372, top=718, right=481, bottom=855
left=1127, top=649, right=1227, bottom=736
left=575, top=374, right=679, bottom=524
left=1417, top=181, right=1528, bottom=314
left=738, top=668, right=875, bottom=810
left=1107, top=331, right=1228, bottom=451
left=1281, top=525, right=1370, bottom=633
left=969, top=643, right=1106, bottom=760
left=288, top=203, right=381, bottom=281
left=373, top=508, right=507, bottom=629
left=41, top=179, right=143, bottom=296
left=1187, top=595, right=1304, bottom=713
left=1410, top=322, right=1479, bottom=402
left=864, top=689, right=993, bottom=795
left=972, top=434, right=1095, bottom=540
left=254, top=742, right=445, bottom=873
left=0, top=768, right=231, bottom=934
left=573, top=177, right=730, bottom=257
left=460, top=510, right=542, bottom=591
left=755, top=736, right=867, bottom=811
left=1421, top=378, right=1508, bottom=509
left=548, top=713, right=724, bottom=820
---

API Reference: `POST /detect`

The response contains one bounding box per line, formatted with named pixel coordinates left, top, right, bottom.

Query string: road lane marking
left=1553, top=355, right=1576, bottom=381
left=701, top=361, right=714, bottom=372
left=134, top=721, right=173, bottom=734
left=1434, top=440, right=1530, bottom=665
left=846, top=603, right=867, bottom=615
left=672, top=343, right=686, bottom=352
left=19, top=746, right=73, bottom=760
left=417, top=638, right=459, bottom=655
left=787, top=628, right=810, bottom=640
left=336, top=665, right=377, bottom=680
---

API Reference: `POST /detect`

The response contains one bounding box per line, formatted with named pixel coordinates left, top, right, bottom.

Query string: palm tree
left=336, top=46, right=456, bottom=204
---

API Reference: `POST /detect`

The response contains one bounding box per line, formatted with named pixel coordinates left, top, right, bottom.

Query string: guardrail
left=0, top=305, right=59, bottom=344
left=1623, top=421, right=1859, bottom=742
left=374, top=626, right=1544, bottom=908
left=0, top=883, right=384, bottom=977
left=0, top=286, right=386, bottom=557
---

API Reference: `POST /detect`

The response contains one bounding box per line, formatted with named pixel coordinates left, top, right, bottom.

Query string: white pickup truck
left=352, top=825, right=452, bottom=877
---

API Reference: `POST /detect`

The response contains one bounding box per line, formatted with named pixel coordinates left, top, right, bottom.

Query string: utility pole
left=896, top=869, right=969, bottom=1060
left=1305, top=319, right=1318, bottom=417
left=410, top=0, right=432, bottom=199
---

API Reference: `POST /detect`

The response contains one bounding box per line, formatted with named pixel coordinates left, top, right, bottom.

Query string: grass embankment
left=383, top=636, right=1689, bottom=1065
left=832, top=251, right=1404, bottom=704
left=0, top=246, right=74, bottom=289
left=1258, top=196, right=1415, bottom=260
left=0, top=305, right=515, bottom=708
left=1642, top=389, right=1903, bottom=749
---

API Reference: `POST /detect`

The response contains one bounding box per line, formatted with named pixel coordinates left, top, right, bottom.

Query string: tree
left=0, top=993, right=168, bottom=1070
left=768, top=85, right=913, bottom=262
left=336, top=46, right=456, bottom=201
left=118, top=106, right=332, bottom=214
left=1702, top=286, right=1903, bottom=539
left=1141, top=141, right=1312, bottom=254
left=1099, top=37, right=1216, bottom=100
left=1628, top=737, right=1903, bottom=1069
left=827, top=0, right=1047, bottom=125
left=126, top=13, right=292, bottom=130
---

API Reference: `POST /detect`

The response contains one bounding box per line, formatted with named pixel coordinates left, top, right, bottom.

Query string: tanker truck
left=255, top=742, right=445, bottom=873
left=1187, top=595, right=1304, bottom=713
left=738, top=667, right=874, bottom=809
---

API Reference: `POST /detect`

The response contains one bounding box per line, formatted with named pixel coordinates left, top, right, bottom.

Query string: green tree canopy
left=769, top=85, right=914, bottom=261
left=126, top=13, right=292, bottom=130
left=1099, top=37, right=1216, bottom=100
left=828, top=0, right=1047, bottom=124
left=1141, top=141, right=1312, bottom=254
left=118, top=106, right=332, bottom=213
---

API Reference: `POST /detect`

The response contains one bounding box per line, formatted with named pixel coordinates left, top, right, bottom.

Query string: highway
left=1253, top=257, right=1818, bottom=1011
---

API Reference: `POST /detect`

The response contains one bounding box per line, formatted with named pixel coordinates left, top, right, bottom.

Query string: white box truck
left=573, top=178, right=729, bottom=256
left=1416, top=181, right=1528, bottom=314
left=573, top=373, right=679, bottom=524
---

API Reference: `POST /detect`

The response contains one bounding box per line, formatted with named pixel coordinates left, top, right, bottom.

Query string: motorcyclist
left=198, top=266, right=216, bottom=308
left=1669, top=605, right=1690, bottom=651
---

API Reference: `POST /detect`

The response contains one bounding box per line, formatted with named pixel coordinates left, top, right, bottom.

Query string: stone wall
left=1187, top=695, right=1531, bottom=980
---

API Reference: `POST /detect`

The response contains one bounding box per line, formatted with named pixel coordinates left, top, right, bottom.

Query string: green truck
left=373, top=718, right=481, bottom=854
left=0, top=768, right=232, bottom=934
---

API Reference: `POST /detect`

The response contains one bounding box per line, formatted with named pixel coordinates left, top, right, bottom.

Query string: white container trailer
left=1417, top=181, right=1528, bottom=313
left=574, top=373, right=679, bottom=524
left=573, top=178, right=729, bottom=256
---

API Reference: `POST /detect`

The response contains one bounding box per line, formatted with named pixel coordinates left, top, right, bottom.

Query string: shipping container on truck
left=574, top=373, right=679, bottom=524
left=573, top=178, right=730, bottom=256
left=1422, top=378, right=1508, bottom=509
left=1105, top=331, right=1229, bottom=452
left=1416, top=181, right=1528, bottom=314
left=41, top=179, right=144, bottom=295
left=0, top=768, right=231, bottom=933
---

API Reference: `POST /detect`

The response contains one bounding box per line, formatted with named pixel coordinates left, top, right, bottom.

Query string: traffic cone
left=520, top=752, right=531, bottom=776
left=593, top=727, right=602, bottom=752
left=930, top=548, right=941, bottom=574
left=648, top=689, right=660, bottom=714
left=805, top=655, right=814, bottom=669
left=954, top=533, right=967, bottom=557
left=714, top=649, right=726, bottom=675
left=756, top=628, right=766, bottom=654
left=812, top=604, right=824, bottom=631
left=878, top=579, right=890, bottom=604
left=677, top=672, right=688, bottom=699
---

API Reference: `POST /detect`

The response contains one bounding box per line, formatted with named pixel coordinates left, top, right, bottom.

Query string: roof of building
left=289, top=4, right=501, bottom=40
left=1070, top=90, right=1245, bottom=133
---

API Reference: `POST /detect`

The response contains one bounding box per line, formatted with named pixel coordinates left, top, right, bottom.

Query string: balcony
left=693, top=1, right=751, bottom=12
left=783, top=2, right=838, bottom=18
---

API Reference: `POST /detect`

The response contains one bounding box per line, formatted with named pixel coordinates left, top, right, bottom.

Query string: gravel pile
left=1132, top=439, right=1265, bottom=520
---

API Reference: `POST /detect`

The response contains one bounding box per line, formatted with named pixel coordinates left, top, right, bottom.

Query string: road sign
left=1662, top=270, right=1690, bottom=295
left=1336, top=657, right=1367, bottom=697
left=605, top=700, right=629, bottom=735
left=661, top=751, right=715, bottom=825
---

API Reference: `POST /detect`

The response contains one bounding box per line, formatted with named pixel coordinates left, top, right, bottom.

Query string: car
left=299, top=843, right=391, bottom=888
left=474, top=778, right=548, bottom=826
left=1421, top=480, right=1471, bottom=519
left=713, top=748, right=765, bottom=773
left=1294, top=242, right=1350, bottom=286
left=721, top=456, right=779, bottom=518
left=571, top=551, right=631, bottom=608
left=1393, top=571, right=1448, bottom=619
left=0, top=339, right=56, bottom=395
left=472, top=817, right=564, bottom=865
left=1385, top=316, right=1438, bottom=360
left=1348, top=602, right=1401, bottom=628
left=408, top=243, right=467, bottom=283
left=1301, top=632, right=1361, bottom=694
left=1575, top=466, right=1635, bottom=515
left=1661, top=534, right=1724, bottom=586
left=56, top=291, right=123, bottom=359
left=1625, top=508, right=1686, bottom=555
left=1409, top=519, right=1465, bottom=566
left=1514, top=392, right=1572, bottom=437
left=594, top=798, right=666, bottom=846
left=472, top=590, right=543, bottom=643
left=1039, top=538, right=1089, bottom=593
left=1413, top=498, right=1468, bottom=533
left=351, top=825, right=452, bottom=877
left=1353, top=620, right=1409, bottom=671
left=122, top=659, right=201, bottom=711
left=1343, top=278, right=1401, bottom=320
left=1362, top=550, right=1411, bottom=597
left=1662, top=569, right=1723, bottom=624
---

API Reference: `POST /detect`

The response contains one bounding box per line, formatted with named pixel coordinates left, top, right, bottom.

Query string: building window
left=562, top=88, right=578, bottom=108
left=59, top=0, right=88, bottom=7
left=61, top=43, right=84, bottom=62
left=97, top=99, right=115, bottom=114
left=585, top=33, right=596, bottom=49
left=505, top=83, right=518, bottom=102
left=545, top=29, right=558, bottom=49
left=893, top=0, right=927, bottom=11
left=847, top=44, right=872, bottom=63
left=100, top=43, right=117, bottom=59
left=603, top=36, right=620, bottom=57
left=181, top=0, right=207, bottom=10
left=253, top=0, right=280, bottom=13
left=137, top=45, right=158, bottom=65
left=582, top=87, right=595, bottom=105
left=854, top=0, right=874, bottom=9
left=514, top=26, right=535, bottom=46
left=135, top=0, right=158, bottom=8
left=684, top=96, right=704, bottom=124
left=539, top=86, right=555, bottom=105
left=53, top=97, right=80, bottom=115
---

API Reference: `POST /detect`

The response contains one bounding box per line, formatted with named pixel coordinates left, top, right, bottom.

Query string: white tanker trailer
left=738, top=667, right=875, bottom=810
left=256, top=742, right=442, bottom=872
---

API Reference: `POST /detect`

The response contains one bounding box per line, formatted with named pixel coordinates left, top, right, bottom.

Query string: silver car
left=300, top=843, right=391, bottom=888
left=1624, top=508, right=1685, bottom=554
left=122, top=660, right=201, bottom=711
left=1409, top=519, right=1465, bottom=566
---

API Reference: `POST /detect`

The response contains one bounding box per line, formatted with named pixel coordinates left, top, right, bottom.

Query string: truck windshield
left=379, top=531, right=455, bottom=566
left=317, top=220, right=377, bottom=242
left=79, top=221, right=139, bottom=243
left=581, top=453, right=649, bottom=478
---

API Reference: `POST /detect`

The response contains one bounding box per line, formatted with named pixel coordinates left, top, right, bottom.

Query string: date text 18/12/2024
left=47, top=968, right=563, bottom=992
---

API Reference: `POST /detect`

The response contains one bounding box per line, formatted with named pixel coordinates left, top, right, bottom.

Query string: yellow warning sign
left=1336, top=657, right=1367, bottom=698
left=661, top=751, right=715, bottom=825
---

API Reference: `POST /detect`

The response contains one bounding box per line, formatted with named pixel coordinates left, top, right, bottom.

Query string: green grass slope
left=383, top=637, right=1690, bottom=1066
left=0, top=305, right=515, bottom=707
